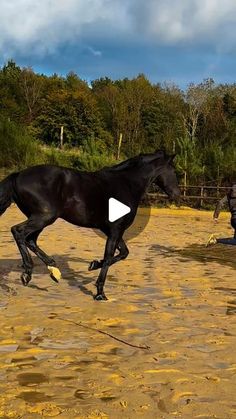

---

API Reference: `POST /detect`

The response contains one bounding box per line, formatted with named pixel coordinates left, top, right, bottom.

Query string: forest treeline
left=0, top=60, right=236, bottom=186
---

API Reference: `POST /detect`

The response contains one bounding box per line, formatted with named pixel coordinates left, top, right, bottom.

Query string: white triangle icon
left=108, top=198, right=131, bottom=222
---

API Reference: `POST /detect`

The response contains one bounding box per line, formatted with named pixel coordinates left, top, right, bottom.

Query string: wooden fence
left=146, top=185, right=231, bottom=208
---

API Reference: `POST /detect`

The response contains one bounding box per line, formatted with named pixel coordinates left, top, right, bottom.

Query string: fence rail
left=147, top=185, right=231, bottom=207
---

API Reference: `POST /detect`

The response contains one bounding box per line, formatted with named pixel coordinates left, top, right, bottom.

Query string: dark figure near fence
left=0, top=150, right=180, bottom=300
left=207, top=184, right=236, bottom=246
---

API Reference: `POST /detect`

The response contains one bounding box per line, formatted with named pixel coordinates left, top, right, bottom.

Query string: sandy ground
left=0, top=206, right=236, bottom=418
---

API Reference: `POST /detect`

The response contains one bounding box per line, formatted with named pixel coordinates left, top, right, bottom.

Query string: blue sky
left=1, top=0, right=236, bottom=89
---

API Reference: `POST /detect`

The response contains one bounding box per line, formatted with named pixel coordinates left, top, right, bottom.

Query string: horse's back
left=13, top=165, right=72, bottom=216
left=13, top=165, right=106, bottom=223
left=12, top=164, right=138, bottom=229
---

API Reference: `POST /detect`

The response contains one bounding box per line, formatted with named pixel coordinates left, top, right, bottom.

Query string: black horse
left=0, top=150, right=180, bottom=300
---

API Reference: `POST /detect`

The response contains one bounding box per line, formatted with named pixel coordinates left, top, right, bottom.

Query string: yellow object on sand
left=206, top=234, right=217, bottom=247
left=47, top=266, right=61, bottom=281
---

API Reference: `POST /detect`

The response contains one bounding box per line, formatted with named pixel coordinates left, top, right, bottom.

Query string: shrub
left=0, top=119, right=45, bottom=170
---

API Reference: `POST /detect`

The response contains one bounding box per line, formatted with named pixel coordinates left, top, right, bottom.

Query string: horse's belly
left=61, top=200, right=107, bottom=229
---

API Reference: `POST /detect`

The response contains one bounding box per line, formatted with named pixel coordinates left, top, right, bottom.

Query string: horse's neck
left=125, top=163, right=159, bottom=196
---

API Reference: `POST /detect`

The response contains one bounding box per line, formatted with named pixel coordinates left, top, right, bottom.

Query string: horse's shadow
left=150, top=242, right=236, bottom=316
left=150, top=242, right=236, bottom=270
left=0, top=254, right=96, bottom=297
left=58, top=254, right=95, bottom=297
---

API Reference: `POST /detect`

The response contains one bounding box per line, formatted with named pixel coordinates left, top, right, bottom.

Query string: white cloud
left=87, top=46, right=102, bottom=57
left=1, top=0, right=236, bottom=57
left=129, top=0, right=236, bottom=50
left=0, top=0, right=130, bottom=56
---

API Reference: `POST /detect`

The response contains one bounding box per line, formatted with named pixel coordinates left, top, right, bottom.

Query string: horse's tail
left=0, top=173, right=18, bottom=216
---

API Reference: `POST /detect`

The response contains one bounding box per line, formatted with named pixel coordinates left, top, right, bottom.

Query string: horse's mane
left=101, top=150, right=166, bottom=173
left=106, top=155, right=141, bottom=171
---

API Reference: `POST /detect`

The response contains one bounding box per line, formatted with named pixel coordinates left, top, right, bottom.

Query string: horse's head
left=152, top=152, right=181, bottom=202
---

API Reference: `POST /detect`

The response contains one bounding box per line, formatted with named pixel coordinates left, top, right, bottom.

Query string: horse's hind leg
left=11, top=214, right=56, bottom=285
left=89, top=238, right=129, bottom=271
left=11, top=221, right=34, bottom=285
left=26, top=230, right=61, bottom=282
left=26, top=230, right=55, bottom=265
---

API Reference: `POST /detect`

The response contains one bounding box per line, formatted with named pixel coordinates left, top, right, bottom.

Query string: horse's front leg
left=94, top=235, right=118, bottom=301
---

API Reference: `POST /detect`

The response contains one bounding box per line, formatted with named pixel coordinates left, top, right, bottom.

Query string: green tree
left=19, top=67, right=43, bottom=124
left=176, top=136, right=205, bottom=186
left=0, top=60, right=23, bottom=121
left=35, top=88, right=107, bottom=147
left=142, top=84, right=185, bottom=153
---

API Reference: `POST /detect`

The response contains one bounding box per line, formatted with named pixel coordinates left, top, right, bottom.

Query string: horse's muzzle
left=169, top=189, right=181, bottom=204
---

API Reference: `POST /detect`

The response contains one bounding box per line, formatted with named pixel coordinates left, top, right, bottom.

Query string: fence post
left=183, top=171, right=187, bottom=197
left=60, top=125, right=64, bottom=149
left=117, top=133, right=123, bottom=160
left=217, top=166, right=220, bottom=198
left=200, top=186, right=204, bottom=207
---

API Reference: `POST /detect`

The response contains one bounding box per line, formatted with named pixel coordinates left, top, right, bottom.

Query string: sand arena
left=0, top=206, right=236, bottom=418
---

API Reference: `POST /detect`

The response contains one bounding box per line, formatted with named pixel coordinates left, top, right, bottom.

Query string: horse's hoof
left=88, top=260, right=101, bottom=271
left=21, top=272, right=31, bottom=286
left=94, top=293, right=108, bottom=301
left=88, top=261, right=95, bottom=271
left=50, top=273, right=59, bottom=283
left=48, top=266, right=61, bottom=282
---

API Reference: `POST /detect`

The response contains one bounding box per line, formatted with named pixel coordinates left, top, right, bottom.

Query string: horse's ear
left=155, top=149, right=166, bottom=158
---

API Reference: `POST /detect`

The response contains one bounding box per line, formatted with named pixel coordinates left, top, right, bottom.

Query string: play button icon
left=108, top=198, right=131, bottom=222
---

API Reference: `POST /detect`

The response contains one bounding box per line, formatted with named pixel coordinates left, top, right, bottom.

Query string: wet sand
left=0, top=206, right=236, bottom=418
